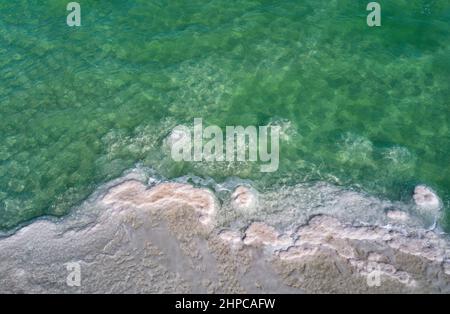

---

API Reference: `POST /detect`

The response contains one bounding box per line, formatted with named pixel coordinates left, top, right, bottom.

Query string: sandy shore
left=0, top=169, right=448, bottom=293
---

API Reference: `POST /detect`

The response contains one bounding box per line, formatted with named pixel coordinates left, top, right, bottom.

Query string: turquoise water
left=1, top=0, right=449, bottom=230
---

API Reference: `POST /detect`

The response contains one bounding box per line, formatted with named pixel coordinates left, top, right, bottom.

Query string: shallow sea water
left=0, top=0, right=449, bottom=230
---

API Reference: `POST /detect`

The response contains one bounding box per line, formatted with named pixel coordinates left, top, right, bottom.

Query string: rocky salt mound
left=413, top=185, right=441, bottom=211
left=0, top=173, right=448, bottom=293
left=102, top=180, right=217, bottom=229
left=230, top=186, right=258, bottom=214
left=413, top=185, right=442, bottom=227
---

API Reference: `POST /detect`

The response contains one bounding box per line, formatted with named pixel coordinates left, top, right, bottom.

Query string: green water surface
left=1, top=0, right=449, bottom=230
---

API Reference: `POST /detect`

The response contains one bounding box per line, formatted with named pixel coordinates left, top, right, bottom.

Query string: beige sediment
left=0, top=177, right=448, bottom=293
left=100, top=180, right=450, bottom=293
left=102, top=180, right=217, bottom=229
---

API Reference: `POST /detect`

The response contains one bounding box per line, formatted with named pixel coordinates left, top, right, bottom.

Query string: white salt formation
left=0, top=172, right=448, bottom=293
left=230, top=186, right=258, bottom=213
left=413, top=185, right=441, bottom=211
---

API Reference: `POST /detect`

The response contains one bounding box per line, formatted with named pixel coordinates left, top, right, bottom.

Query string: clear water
left=1, top=0, right=449, bottom=230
